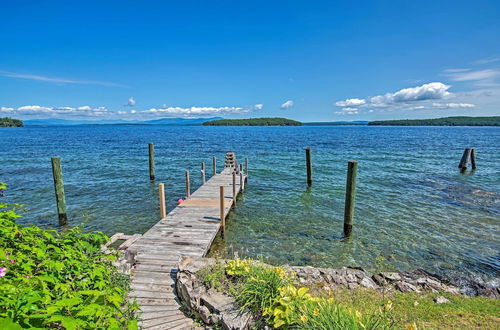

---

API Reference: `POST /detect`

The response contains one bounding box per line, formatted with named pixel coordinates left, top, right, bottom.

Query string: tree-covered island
left=369, top=116, right=500, bottom=126
left=202, top=117, right=302, bottom=126
left=0, top=117, right=23, bottom=127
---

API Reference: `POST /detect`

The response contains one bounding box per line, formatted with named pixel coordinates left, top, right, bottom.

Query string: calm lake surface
left=1, top=125, right=499, bottom=286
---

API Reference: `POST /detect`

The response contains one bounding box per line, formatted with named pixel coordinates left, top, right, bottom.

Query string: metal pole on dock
left=343, top=160, right=358, bottom=237
left=213, top=156, right=217, bottom=176
left=201, top=162, right=206, bottom=184
left=148, top=143, right=155, bottom=181
left=158, top=183, right=166, bottom=219
left=232, top=171, right=236, bottom=202
left=185, top=170, right=191, bottom=198
left=305, top=147, right=312, bottom=187
left=458, top=148, right=471, bottom=172
left=220, top=186, right=225, bottom=238
left=470, top=148, right=477, bottom=170
left=51, top=157, right=68, bottom=225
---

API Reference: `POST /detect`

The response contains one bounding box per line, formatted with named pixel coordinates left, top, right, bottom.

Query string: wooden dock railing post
left=343, top=160, right=358, bottom=237
left=213, top=156, right=217, bottom=176
left=148, top=143, right=155, bottom=181
left=201, top=162, right=206, bottom=184
left=51, top=157, right=68, bottom=225
left=239, top=164, right=243, bottom=173
left=232, top=171, right=236, bottom=203
left=158, top=183, right=166, bottom=219
left=220, top=186, right=225, bottom=238
left=470, top=148, right=477, bottom=170
left=458, top=148, right=471, bottom=172
left=305, top=147, right=312, bottom=187
left=185, top=170, right=191, bottom=198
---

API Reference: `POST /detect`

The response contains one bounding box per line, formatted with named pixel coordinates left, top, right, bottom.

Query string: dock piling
left=148, top=143, right=155, bottom=181
left=245, top=157, right=248, bottom=175
left=306, top=147, right=312, bottom=187
left=158, top=183, right=166, bottom=219
left=185, top=170, right=191, bottom=198
left=240, top=172, right=244, bottom=191
left=51, top=157, right=68, bottom=225
left=220, top=186, right=225, bottom=238
left=471, top=148, right=477, bottom=170
left=213, top=156, right=217, bottom=176
left=458, top=148, right=471, bottom=172
left=343, top=160, right=358, bottom=237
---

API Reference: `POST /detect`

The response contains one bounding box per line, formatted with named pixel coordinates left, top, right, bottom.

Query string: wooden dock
left=127, top=157, right=246, bottom=329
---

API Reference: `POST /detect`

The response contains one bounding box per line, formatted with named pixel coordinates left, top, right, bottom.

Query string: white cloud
left=140, top=106, right=250, bottom=118
left=126, top=97, right=136, bottom=106
left=280, top=100, right=294, bottom=109
left=0, top=105, right=109, bottom=116
left=432, top=103, right=475, bottom=109
left=446, top=69, right=500, bottom=82
left=335, top=107, right=358, bottom=115
left=472, top=57, right=500, bottom=65
left=254, top=104, right=264, bottom=110
left=334, top=98, right=366, bottom=107
left=369, top=82, right=452, bottom=106
left=0, top=70, right=126, bottom=87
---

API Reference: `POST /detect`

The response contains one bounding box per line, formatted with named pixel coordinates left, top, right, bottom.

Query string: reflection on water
left=1, top=125, right=499, bottom=285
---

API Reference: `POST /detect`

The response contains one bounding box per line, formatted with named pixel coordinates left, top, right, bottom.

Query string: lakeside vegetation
left=0, top=118, right=23, bottom=127
left=369, top=116, right=500, bottom=126
left=198, top=258, right=499, bottom=329
left=0, top=183, right=138, bottom=329
left=203, top=117, right=302, bottom=126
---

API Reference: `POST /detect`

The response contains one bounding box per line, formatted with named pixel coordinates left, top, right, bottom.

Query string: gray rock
left=360, top=277, right=379, bottom=289
left=382, top=272, right=402, bottom=281
left=434, top=296, right=451, bottom=304
left=395, top=281, right=419, bottom=293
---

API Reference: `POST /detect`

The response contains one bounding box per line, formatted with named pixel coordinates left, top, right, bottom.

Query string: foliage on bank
left=0, top=118, right=23, bottom=127
left=0, top=183, right=138, bottom=329
left=368, top=116, right=500, bottom=126
left=198, top=258, right=500, bottom=329
left=199, top=258, right=394, bottom=329
left=202, top=117, right=302, bottom=126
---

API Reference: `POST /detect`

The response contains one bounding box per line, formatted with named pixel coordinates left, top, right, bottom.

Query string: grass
left=331, top=288, right=500, bottom=329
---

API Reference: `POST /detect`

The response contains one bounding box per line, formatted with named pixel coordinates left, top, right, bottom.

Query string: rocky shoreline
left=175, top=257, right=499, bottom=329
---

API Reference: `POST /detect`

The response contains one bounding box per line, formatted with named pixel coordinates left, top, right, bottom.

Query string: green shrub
left=0, top=183, right=138, bottom=329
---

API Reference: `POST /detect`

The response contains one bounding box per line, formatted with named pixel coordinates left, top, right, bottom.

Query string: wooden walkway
left=127, top=165, right=246, bottom=329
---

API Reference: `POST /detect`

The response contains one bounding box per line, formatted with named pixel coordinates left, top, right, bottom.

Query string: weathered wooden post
left=213, top=156, right=217, bottom=176
left=458, top=148, right=471, bottom=172
left=148, top=143, right=155, bottom=181
left=232, top=171, right=236, bottom=202
left=470, top=148, right=477, bottom=170
left=51, top=157, right=68, bottom=225
left=201, top=162, right=206, bottom=184
left=240, top=172, right=244, bottom=191
left=305, top=147, right=312, bottom=187
left=185, top=170, right=191, bottom=198
left=343, top=160, right=358, bottom=237
left=158, top=183, right=166, bottom=219
left=220, top=186, right=225, bottom=238
left=239, top=164, right=243, bottom=173
left=245, top=157, right=248, bottom=175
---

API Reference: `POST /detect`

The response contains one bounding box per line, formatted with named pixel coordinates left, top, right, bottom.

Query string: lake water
left=1, top=125, right=499, bottom=286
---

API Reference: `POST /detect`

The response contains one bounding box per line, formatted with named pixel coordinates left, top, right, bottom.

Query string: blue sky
left=1, top=0, right=499, bottom=121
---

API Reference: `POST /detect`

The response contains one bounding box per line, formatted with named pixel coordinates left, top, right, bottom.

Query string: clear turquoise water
left=1, top=125, right=499, bottom=285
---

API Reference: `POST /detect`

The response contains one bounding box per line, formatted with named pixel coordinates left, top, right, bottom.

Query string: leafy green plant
left=0, top=183, right=138, bottom=329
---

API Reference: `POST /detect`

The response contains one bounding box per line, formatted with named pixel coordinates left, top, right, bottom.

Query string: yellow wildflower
left=300, top=315, right=308, bottom=322
left=313, top=308, right=320, bottom=316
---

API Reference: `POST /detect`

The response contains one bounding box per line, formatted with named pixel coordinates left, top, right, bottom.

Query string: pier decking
left=127, top=160, right=246, bottom=329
